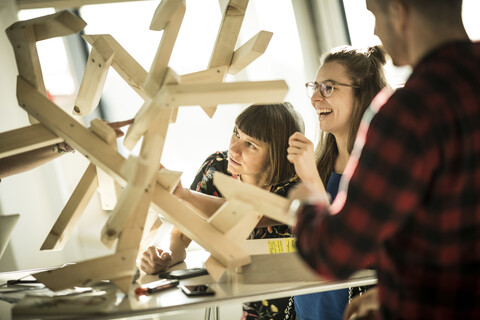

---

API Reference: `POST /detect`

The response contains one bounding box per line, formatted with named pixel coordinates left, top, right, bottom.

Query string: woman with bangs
left=140, top=102, right=304, bottom=320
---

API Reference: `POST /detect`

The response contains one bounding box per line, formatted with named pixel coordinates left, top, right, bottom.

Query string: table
left=0, top=251, right=376, bottom=320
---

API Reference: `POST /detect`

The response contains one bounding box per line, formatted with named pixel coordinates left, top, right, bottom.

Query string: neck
left=408, top=16, right=469, bottom=66
left=239, top=174, right=270, bottom=190
left=333, top=134, right=350, bottom=174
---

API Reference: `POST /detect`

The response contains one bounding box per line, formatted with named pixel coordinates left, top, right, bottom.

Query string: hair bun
left=368, top=45, right=387, bottom=66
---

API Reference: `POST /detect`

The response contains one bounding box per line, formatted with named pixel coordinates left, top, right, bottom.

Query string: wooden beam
left=6, top=11, right=86, bottom=123
left=228, top=31, right=273, bottom=75
left=16, top=0, right=148, bottom=10
left=123, top=68, right=178, bottom=150
left=17, top=76, right=127, bottom=186
left=83, top=34, right=149, bottom=100
left=40, top=163, right=98, bottom=251
left=151, top=186, right=251, bottom=268
left=154, top=80, right=288, bottom=107
left=203, top=0, right=249, bottom=117
left=90, top=119, right=121, bottom=211
left=74, top=37, right=115, bottom=115
left=213, top=172, right=291, bottom=225
left=0, top=124, right=61, bottom=159
left=208, top=199, right=254, bottom=234
left=180, top=66, right=227, bottom=83
left=209, top=0, right=249, bottom=68
left=143, top=0, right=186, bottom=96
left=33, top=249, right=137, bottom=292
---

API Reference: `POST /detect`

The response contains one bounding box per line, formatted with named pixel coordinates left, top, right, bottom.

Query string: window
left=342, top=0, right=480, bottom=88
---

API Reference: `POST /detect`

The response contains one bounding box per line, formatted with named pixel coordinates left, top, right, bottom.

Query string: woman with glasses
left=287, top=45, right=387, bottom=320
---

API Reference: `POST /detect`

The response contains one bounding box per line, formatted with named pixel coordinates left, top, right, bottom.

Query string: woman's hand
left=139, top=246, right=173, bottom=274
left=287, top=132, right=324, bottom=190
left=105, top=118, right=134, bottom=138
left=343, top=287, right=380, bottom=320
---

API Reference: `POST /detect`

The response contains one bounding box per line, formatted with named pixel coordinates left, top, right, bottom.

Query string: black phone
left=158, top=268, right=208, bottom=280
left=179, top=284, right=215, bottom=296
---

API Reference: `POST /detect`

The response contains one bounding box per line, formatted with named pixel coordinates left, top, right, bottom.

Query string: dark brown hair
left=316, top=45, right=387, bottom=184
left=376, top=0, right=463, bottom=24
left=235, top=102, right=305, bottom=186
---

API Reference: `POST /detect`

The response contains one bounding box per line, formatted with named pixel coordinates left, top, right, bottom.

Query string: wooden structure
left=1, top=0, right=294, bottom=293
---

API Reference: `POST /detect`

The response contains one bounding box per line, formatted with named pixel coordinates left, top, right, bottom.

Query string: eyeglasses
left=305, top=80, right=359, bottom=99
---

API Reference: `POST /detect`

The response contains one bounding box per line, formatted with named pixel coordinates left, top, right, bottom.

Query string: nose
left=229, top=139, right=241, bottom=155
left=311, top=87, right=324, bottom=105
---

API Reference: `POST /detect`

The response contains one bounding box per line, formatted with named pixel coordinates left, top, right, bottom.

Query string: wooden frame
left=5, top=0, right=294, bottom=293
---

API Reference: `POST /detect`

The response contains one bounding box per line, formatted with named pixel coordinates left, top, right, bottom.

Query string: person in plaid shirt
left=289, top=0, right=480, bottom=319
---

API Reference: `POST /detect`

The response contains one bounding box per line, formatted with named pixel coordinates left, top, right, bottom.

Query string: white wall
left=0, top=1, right=114, bottom=271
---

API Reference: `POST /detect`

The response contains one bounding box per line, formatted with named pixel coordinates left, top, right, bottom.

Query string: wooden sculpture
left=1, top=0, right=295, bottom=293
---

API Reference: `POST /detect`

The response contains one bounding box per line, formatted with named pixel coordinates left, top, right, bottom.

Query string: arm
left=139, top=227, right=192, bottom=274
left=174, top=185, right=226, bottom=219
left=0, top=118, right=133, bottom=180
left=294, top=92, right=431, bottom=279
left=0, top=143, right=70, bottom=179
left=287, top=132, right=326, bottom=194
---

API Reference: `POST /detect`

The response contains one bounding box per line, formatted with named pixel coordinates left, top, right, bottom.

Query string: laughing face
left=227, top=127, right=270, bottom=186
left=312, top=61, right=356, bottom=139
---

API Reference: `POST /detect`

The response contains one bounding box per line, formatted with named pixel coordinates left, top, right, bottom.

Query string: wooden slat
left=33, top=249, right=137, bottom=292
left=143, top=0, right=186, bottom=96
left=6, top=10, right=86, bottom=124
left=203, top=0, right=249, bottom=117
left=213, top=172, right=291, bottom=225
left=180, top=66, right=227, bottom=83
left=0, top=124, right=61, bottom=158
left=228, top=31, right=273, bottom=75
left=90, top=119, right=120, bottom=211
left=17, top=76, right=127, bottom=186
left=123, top=69, right=178, bottom=150
left=154, top=80, right=288, bottom=107
left=40, top=163, right=98, bottom=250
left=151, top=186, right=251, bottom=268
left=83, top=34, right=149, bottom=100
left=74, top=36, right=114, bottom=115
left=208, top=199, right=254, bottom=234
left=16, top=0, right=147, bottom=10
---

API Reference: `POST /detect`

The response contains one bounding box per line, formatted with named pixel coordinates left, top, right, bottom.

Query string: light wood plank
left=83, top=34, right=149, bottom=100
left=213, top=172, right=291, bottom=225
left=17, top=0, right=146, bottom=10
left=143, top=0, right=186, bottom=96
left=228, top=31, right=273, bottom=75
left=123, top=69, right=178, bottom=150
left=154, top=80, right=288, bottom=107
left=203, top=0, right=249, bottom=117
left=40, top=163, right=98, bottom=251
left=152, top=186, right=251, bottom=268
left=90, top=119, right=120, bottom=211
left=0, top=124, right=61, bottom=158
left=33, top=249, right=137, bottom=292
left=208, top=199, right=254, bottom=234
left=74, top=37, right=115, bottom=115
left=157, top=168, right=182, bottom=193
left=17, top=76, right=127, bottom=186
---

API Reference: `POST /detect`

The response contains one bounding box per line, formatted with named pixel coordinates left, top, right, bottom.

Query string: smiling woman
left=287, top=45, right=388, bottom=320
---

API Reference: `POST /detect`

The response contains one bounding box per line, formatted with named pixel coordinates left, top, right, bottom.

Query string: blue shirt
left=294, top=171, right=348, bottom=320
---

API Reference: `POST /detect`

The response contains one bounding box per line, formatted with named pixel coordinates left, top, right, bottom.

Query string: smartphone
left=158, top=268, right=208, bottom=280
left=179, top=284, right=215, bottom=296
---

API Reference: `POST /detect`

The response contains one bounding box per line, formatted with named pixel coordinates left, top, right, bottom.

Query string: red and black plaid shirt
left=295, top=40, right=480, bottom=320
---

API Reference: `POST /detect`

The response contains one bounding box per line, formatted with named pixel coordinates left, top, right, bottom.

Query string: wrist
left=52, top=142, right=75, bottom=154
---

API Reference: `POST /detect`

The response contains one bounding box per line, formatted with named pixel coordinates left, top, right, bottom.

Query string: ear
left=388, top=0, right=409, bottom=35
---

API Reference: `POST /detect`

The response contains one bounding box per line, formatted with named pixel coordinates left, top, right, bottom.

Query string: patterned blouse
left=190, top=151, right=296, bottom=320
